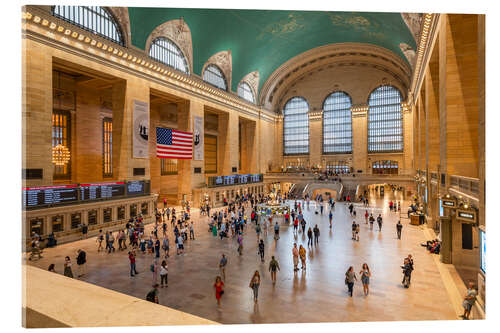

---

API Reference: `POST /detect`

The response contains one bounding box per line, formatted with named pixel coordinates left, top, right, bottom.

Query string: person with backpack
left=258, top=239, right=265, bottom=262
left=162, top=237, right=169, bottom=258
left=128, top=251, right=138, bottom=277
left=369, top=213, right=375, bottom=230
left=268, top=256, right=280, bottom=284
left=76, top=249, right=86, bottom=278
left=377, top=214, right=383, bottom=231
left=352, top=221, right=357, bottom=241
left=176, top=234, right=184, bottom=255
left=396, top=220, right=403, bottom=239
left=146, top=284, right=159, bottom=304
left=159, top=260, right=168, bottom=288
left=313, top=224, right=320, bottom=245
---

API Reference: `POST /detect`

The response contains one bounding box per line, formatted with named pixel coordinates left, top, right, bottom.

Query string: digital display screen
left=224, top=175, right=236, bottom=185
left=480, top=229, right=485, bottom=273
left=126, top=180, right=145, bottom=195
left=439, top=199, right=444, bottom=217
left=239, top=174, right=249, bottom=184
left=215, top=176, right=223, bottom=185
left=23, top=185, right=79, bottom=208
left=80, top=182, right=125, bottom=201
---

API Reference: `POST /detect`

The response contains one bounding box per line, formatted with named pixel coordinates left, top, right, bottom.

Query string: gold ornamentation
left=52, top=144, right=71, bottom=166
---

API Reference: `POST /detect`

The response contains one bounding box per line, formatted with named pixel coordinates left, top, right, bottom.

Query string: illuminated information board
left=23, top=185, right=79, bottom=208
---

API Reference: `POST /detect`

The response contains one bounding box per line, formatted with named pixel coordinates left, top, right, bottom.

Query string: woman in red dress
left=214, top=276, right=224, bottom=306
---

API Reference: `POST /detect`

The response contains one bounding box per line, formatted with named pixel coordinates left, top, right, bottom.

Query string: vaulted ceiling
left=128, top=8, right=419, bottom=92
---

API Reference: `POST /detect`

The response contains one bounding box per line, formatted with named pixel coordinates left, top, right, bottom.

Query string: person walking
left=249, top=270, right=261, bottom=303
left=154, top=237, right=161, bottom=258
left=307, top=227, right=313, bottom=247
left=396, top=220, right=403, bottom=239
left=268, top=256, right=280, bottom=284
left=128, top=251, right=139, bottom=277
left=176, top=234, right=184, bottom=255
left=219, top=254, right=227, bottom=281
left=76, top=249, right=86, bottom=278
left=292, top=243, right=300, bottom=272
left=460, top=282, right=477, bottom=320
left=258, top=239, right=265, bottom=262
left=300, top=218, right=306, bottom=234
left=299, top=245, right=307, bottom=270
left=214, top=276, right=224, bottom=307
left=108, top=232, right=115, bottom=253
left=313, top=224, right=320, bottom=245
left=255, top=222, right=261, bottom=242
left=351, top=221, right=357, bottom=240
left=360, top=263, right=371, bottom=296
left=369, top=214, right=375, bottom=230
left=364, top=210, right=369, bottom=224
left=162, top=237, right=170, bottom=258
left=63, top=256, right=73, bottom=278
left=328, top=211, right=333, bottom=229
left=96, top=230, right=104, bottom=252
left=345, top=266, right=357, bottom=297
left=274, top=222, right=280, bottom=240
left=151, top=259, right=158, bottom=286
left=377, top=214, right=383, bottom=231
left=189, top=222, right=195, bottom=240
left=401, top=257, right=413, bottom=288
left=159, top=260, right=168, bottom=287
left=237, top=233, right=243, bottom=255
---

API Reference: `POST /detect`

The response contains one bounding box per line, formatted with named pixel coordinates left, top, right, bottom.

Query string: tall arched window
left=283, top=97, right=309, bottom=155
left=203, top=65, right=227, bottom=91
left=368, top=85, right=403, bottom=152
left=52, top=6, right=124, bottom=46
left=323, top=91, right=352, bottom=154
left=237, top=82, right=255, bottom=103
left=149, top=37, right=189, bottom=74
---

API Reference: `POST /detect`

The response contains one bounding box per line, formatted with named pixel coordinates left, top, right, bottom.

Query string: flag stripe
left=156, top=127, right=193, bottom=159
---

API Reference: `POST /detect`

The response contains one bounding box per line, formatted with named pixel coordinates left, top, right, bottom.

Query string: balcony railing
left=449, top=175, right=480, bottom=196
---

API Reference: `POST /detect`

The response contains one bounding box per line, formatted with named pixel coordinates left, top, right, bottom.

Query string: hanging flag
left=156, top=127, right=193, bottom=159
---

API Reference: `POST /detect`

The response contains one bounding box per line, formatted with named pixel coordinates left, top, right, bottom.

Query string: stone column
left=112, top=80, right=150, bottom=181
left=308, top=112, right=322, bottom=168
left=351, top=105, right=368, bottom=173
left=217, top=111, right=239, bottom=174
left=22, top=39, right=53, bottom=186
left=177, top=100, right=205, bottom=203
left=477, top=14, right=485, bottom=228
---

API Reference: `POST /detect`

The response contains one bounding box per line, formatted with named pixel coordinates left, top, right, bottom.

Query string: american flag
left=156, top=127, right=193, bottom=159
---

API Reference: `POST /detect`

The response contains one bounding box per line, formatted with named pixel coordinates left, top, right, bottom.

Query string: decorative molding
left=107, top=7, right=131, bottom=48
left=409, top=13, right=440, bottom=104
left=203, top=50, right=232, bottom=91
left=261, top=43, right=412, bottom=111
left=22, top=8, right=269, bottom=122
left=308, top=111, right=323, bottom=121
left=144, top=18, right=194, bottom=74
left=240, top=70, right=259, bottom=100
left=351, top=104, right=368, bottom=118
left=401, top=13, right=424, bottom=43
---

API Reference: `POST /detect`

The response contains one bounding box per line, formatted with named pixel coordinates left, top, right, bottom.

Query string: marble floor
left=27, top=191, right=458, bottom=324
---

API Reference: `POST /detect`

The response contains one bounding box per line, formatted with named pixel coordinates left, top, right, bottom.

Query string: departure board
left=224, top=175, right=236, bottom=185
left=80, top=182, right=126, bottom=201
left=23, top=185, right=79, bottom=208
left=239, top=174, right=249, bottom=184
left=126, top=180, right=145, bottom=195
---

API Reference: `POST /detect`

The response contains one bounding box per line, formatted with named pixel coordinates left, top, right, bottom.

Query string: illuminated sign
left=442, top=200, right=456, bottom=207
left=456, top=209, right=477, bottom=223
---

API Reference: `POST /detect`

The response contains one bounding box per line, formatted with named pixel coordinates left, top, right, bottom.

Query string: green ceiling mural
left=128, top=8, right=417, bottom=93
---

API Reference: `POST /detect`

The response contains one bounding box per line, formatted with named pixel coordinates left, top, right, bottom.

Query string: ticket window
left=71, top=213, right=81, bottom=229
left=52, top=215, right=64, bottom=233
left=130, top=204, right=137, bottom=218
left=88, top=209, right=98, bottom=226
left=30, top=217, right=44, bottom=236
left=103, top=208, right=112, bottom=223
left=117, top=206, right=125, bottom=220
left=141, top=202, right=148, bottom=215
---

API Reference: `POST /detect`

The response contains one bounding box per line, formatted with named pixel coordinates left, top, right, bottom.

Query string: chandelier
left=52, top=144, right=71, bottom=166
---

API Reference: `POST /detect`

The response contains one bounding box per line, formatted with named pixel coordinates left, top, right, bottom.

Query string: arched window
left=237, top=82, right=255, bottom=103
left=368, top=85, right=403, bottom=152
left=203, top=65, right=227, bottom=91
left=323, top=92, right=352, bottom=154
left=283, top=97, right=309, bottom=155
left=149, top=37, right=189, bottom=74
left=52, top=6, right=124, bottom=46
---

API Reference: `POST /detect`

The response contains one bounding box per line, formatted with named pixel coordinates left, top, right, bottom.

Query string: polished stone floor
left=27, top=190, right=457, bottom=324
